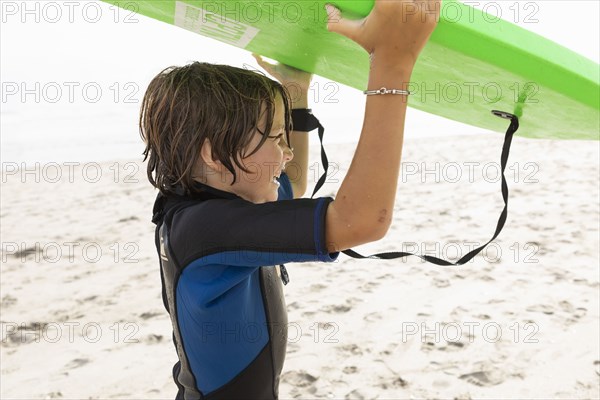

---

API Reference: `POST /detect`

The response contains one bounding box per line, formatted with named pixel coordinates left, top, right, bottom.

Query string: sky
left=1, top=0, right=599, bottom=163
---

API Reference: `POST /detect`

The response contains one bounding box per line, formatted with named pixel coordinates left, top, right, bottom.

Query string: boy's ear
left=199, top=139, right=225, bottom=172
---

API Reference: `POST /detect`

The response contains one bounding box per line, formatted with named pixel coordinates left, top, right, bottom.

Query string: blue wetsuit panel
left=277, top=172, right=294, bottom=200
left=177, top=266, right=266, bottom=393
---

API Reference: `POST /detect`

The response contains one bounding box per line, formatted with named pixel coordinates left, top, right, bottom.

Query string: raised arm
left=323, top=0, right=441, bottom=252
left=286, top=89, right=309, bottom=198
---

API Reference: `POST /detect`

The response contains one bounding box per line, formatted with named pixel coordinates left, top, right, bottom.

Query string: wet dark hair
left=140, top=62, right=292, bottom=195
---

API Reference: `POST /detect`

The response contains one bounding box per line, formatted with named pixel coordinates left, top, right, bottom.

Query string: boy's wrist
left=285, top=84, right=309, bottom=109
left=291, top=93, right=309, bottom=109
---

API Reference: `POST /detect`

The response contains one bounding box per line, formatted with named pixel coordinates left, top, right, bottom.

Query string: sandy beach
left=1, top=132, right=599, bottom=399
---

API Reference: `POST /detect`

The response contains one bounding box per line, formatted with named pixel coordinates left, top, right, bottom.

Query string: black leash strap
left=310, top=110, right=520, bottom=266
left=311, top=120, right=328, bottom=199
left=291, top=109, right=329, bottom=199
left=297, top=108, right=520, bottom=266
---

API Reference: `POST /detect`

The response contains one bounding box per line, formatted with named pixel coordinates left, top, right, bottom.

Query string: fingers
left=253, top=53, right=281, bottom=79
left=324, top=3, right=365, bottom=42
left=252, top=53, right=269, bottom=70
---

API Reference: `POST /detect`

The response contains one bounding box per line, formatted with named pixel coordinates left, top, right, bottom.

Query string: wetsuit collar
left=190, top=180, right=241, bottom=200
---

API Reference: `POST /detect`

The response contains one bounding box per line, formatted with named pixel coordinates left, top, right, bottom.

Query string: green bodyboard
left=103, top=0, right=600, bottom=140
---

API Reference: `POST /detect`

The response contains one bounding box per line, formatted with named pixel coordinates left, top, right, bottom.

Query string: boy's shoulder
left=170, top=197, right=244, bottom=226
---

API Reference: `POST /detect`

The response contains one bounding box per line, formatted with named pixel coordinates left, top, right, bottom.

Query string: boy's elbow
left=355, top=211, right=393, bottom=243
left=325, top=203, right=392, bottom=251
left=366, top=220, right=392, bottom=242
left=346, top=221, right=390, bottom=248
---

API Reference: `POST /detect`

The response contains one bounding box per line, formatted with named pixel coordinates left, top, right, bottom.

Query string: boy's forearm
left=287, top=131, right=308, bottom=196
left=333, top=56, right=414, bottom=236
left=287, top=90, right=310, bottom=196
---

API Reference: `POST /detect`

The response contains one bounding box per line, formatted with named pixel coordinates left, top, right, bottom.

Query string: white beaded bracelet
left=363, top=87, right=411, bottom=96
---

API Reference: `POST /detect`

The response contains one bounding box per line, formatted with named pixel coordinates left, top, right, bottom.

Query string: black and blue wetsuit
left=151, top=173, right=339, bottom=399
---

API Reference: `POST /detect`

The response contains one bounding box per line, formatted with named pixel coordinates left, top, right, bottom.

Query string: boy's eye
left=269, top=133, right=284, bottom=141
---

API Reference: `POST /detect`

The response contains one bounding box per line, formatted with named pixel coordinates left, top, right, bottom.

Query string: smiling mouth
left=273, top=166, right=284, bottom=186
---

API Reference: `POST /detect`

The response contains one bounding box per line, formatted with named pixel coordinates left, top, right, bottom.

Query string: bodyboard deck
left=103, top=0, right=600, bottom=140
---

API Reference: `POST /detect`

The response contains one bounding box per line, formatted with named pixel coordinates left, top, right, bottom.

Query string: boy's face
left=229, top=94, right=294, bottom=203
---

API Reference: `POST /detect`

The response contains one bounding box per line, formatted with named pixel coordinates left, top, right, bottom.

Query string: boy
left=142, top=1, right=440, bottom=398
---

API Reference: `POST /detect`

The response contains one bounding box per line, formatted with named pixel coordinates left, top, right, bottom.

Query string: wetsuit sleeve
left=168, top=196, right=339, bottom=269
left=277, top=172, right=294, bottom=200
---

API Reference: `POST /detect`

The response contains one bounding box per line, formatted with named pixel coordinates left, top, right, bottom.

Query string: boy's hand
left=252, top=53, right=312, bottom=107
left=325, top=0, right=441, bottom=67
